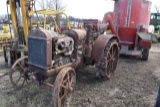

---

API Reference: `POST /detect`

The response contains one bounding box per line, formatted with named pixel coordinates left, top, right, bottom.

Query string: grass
left=0, top=102, right=4, bottom=107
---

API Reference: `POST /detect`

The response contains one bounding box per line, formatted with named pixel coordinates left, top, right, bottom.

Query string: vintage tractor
left=150, top=13, right=160, bottom=34
left=10, top=23, right=119, bottom=107
left=103, top=0, right=152, bottom=60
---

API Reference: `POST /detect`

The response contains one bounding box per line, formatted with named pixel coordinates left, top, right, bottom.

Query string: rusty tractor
left=10, top=24, right=119, bottom=106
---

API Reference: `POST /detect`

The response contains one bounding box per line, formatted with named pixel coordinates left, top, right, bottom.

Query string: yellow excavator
left=3, top=0, right=34, bottom=65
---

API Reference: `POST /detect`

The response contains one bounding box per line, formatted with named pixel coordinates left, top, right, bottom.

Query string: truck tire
left=142, top=49, right=149, bottom=61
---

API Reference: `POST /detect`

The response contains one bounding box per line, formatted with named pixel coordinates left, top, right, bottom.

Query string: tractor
left=150, top=13, right=160, bottom=34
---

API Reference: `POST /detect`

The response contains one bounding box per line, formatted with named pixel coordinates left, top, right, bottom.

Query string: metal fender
left=91, top=34, right=118, bottom=62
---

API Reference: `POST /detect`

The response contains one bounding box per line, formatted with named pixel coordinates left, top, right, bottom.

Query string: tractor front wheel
left=52, top=67, right=76, bottom=107
left=9, top=56, right=30, bottom=88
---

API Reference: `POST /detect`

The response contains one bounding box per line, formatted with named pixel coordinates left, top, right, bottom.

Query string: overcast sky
left=0, top=0, right=160, bottom=20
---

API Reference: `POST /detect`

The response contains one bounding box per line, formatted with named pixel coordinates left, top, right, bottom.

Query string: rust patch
left=91, top=34, right=117, bottom=62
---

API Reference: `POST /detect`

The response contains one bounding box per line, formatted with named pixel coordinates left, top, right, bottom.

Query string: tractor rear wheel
left=96, top=40, right=119, bottom=79
left=52, top=67, right=76, bottom=107
left=142, top=49, right=149, bottom=61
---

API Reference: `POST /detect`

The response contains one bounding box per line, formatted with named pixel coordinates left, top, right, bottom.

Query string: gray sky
left=65, top=0, right=160, bottom=20
left=0, top=0, right=159, bottom=20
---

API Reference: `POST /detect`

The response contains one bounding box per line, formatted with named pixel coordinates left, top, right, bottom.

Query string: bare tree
left=37, top=0, right=67, bottom=27
left=0, top=14, right=8, bottom=20
left=155, top=5, right=160, bottom=13
left=37, top=0, right=45, bottom=9
left=37, top=0, right=66, bottom=10
left=0, top=14, right=9, bottom=24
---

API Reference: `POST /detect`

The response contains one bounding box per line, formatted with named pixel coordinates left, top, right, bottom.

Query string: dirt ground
left=0, top=44, right=160, bottom=107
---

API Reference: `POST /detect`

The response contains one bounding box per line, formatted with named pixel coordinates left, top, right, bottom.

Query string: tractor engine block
left=54, top=36, right=74, bottom=56
left=52, top=36, right=74, bottom=67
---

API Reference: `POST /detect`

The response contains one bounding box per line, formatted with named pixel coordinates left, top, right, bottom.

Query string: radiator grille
left=28, top=38, right=46, bottom=68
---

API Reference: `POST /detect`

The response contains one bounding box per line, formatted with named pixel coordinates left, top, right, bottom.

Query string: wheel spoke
left=17, top=62, right=24, bottom=71
left=107, top=58, right=112, bottom=62
left=61, top=84, right=68, bottom=89
left=107, top=62, right=111, bottom=71
left=113, top=59, right=118, bottom=69
left=111, top=62, right=114, bottom=70
left=113, top=49, right=116, bottom=57
left=107, top=62, right=112, bottom=76
left=63, top=78, right=68, bottom=84
left=59, top=85, right=69, bottom=106
left=111, top=47, right=114, bottom=55
left=103, top=57, right=107, bottom=60
left=60, top=89, right=68, bottom=101
left=67, top=73, right=73, bottom=90
left=58, top=99, right=61, bottom=107
left=108, top=51, right=112, bottom=58
left=15, top=76, right=22, bottom=84
left=22, top=79, right=26, bottom=86
left=12, top=68, right=16, bottom=72
left=18, top=62, right=24, bottom=68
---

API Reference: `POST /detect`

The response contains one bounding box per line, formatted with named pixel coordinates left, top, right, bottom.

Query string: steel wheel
left=96, top=40, right=119, bottom=79
left=9, top=56, right=30, bottom=88
left=53, top=67, right=76, bottom=107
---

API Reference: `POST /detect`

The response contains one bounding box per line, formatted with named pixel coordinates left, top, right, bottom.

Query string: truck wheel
left=142, top=49, right=149, bottom=61
left=96, top=40, right=119, bottom=79
left=52, top=67, right=76, bottom=107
